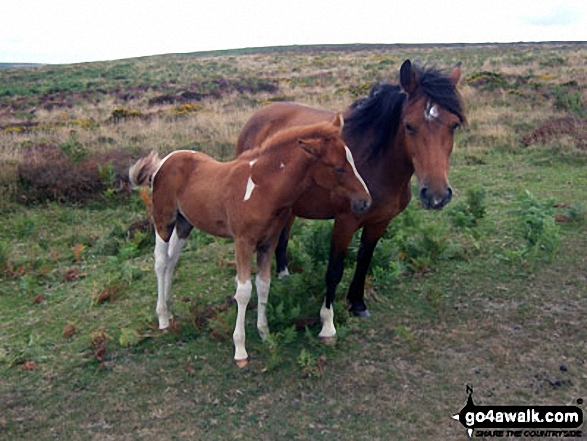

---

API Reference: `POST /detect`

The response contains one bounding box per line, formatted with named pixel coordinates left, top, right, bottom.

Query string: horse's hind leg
left=255, top=237, right=280, bottom=341
left=275, top=216, right=295, bottom=278
left=155, top=214, right=193, bottom=329
left=154, top=232, right=172, bottom=329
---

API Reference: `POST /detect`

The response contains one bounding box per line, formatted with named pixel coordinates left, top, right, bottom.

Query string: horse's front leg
left=320, top=217, right=357, bottom=340
left=233, top=238, right=254, bottom=367
left=347, top=220, right=390, bottom=317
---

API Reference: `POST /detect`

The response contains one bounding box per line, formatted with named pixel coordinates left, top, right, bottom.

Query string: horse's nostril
left=419, top=187, right=429, bottom=201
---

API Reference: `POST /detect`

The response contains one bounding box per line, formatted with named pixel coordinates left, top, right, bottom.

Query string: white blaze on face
left=243, top=176, right=256, bottom=201
left=344, top=146, right=370, bottom=195
left=425, top=101, right=439, bottom=121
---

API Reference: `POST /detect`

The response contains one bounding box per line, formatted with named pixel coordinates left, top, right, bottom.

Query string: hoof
left=319, top=336, right=337, bottom=346
left=351, top=308, right=371, bottom=318
left=235, top=358, right=249, bottom=368
left=158, top=314, right=174, bottom=330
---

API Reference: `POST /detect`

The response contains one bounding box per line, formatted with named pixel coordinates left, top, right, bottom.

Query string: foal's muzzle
left=419, top=186, right=452, bottom=210
left=351, top=196, right=372, bottom=214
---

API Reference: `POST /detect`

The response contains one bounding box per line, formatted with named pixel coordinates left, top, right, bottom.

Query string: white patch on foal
left=344, top=146, right=370, bottom=196
left=243, top=176, right=256, bottom=201
left=243, top=159, right=258, bottom=201
left=233, top=280, right=252, bottom=362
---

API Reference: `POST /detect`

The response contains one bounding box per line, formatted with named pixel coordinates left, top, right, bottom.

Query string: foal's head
left=399, top=60, right=466, bottom=210
left=298, top=114, right=371, bottom=214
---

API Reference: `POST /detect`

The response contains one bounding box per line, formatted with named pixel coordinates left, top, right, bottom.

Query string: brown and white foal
left=129, top=114, right=371, bottom=366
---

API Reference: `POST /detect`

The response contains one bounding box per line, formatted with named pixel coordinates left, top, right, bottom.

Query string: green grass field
left=1, top=43, right=586, bottom=440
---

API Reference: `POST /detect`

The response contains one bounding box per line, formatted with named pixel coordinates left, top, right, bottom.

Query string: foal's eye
left=405, top=123, right=416, bottom=134
left=451, top=122, right=461, bottom=132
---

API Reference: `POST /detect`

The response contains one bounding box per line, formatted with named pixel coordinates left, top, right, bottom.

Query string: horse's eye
left=405, top=123, right=416, bottom=134
left=451, top=122, right=461, bottom=132
left=335, top=167, right=346, bottom=175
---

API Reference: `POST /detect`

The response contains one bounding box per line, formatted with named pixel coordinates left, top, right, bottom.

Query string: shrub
left=466, top=71, right=508, bottom=91
left=16, top=147, right=136, bottom=204
left=514, top=190, right=560, bottom=261
left=551, top=84, right=585, bottom=117
left=60, top=131, right=88, bottom=163
left=448, top=187, right=486, bottom=228
left=108, top=108, right=143, bottom=123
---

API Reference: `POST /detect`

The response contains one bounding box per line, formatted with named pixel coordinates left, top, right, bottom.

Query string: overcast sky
left=1, top=0, right=585, bottom=64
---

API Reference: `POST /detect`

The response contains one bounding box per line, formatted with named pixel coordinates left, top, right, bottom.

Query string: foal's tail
left=129, top=151, right=162, bottom=187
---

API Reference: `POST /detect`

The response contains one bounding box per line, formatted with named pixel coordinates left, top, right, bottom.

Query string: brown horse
left=129, top=114, right=371, bottom=366
left=237, top=59, right=466, bottom=321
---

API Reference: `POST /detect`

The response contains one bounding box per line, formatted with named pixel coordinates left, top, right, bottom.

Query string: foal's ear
left=449, top=62, right=462, bottom=86
left=399, top=59, right=417, bottom=95
left=298, top=139, right=319, bottom=156
left=332, top=113, right=344, bottom=133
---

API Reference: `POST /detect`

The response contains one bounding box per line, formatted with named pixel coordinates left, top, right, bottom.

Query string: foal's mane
left=239, top=120, right=341, bottom=161
left=344, top=63, right=466, bottom=157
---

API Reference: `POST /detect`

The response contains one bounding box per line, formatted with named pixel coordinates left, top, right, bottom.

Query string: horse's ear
left=332, top=113, right=344, bottom=133
left=449, top=62, right=462, bottom=86
left=298, top=139, right=319, bottom=156
left=399, top=59, right=417, bottom=95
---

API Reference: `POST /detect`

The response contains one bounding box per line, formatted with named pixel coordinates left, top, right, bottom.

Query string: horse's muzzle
left=419, top=186, right=452, bottom=210
left=351, top=196, right=372, bottom=214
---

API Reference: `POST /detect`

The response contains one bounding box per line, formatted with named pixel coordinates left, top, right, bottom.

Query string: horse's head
left=298, top=114, right=372, bottom=214
left=399, top=60, right=465, bottom=210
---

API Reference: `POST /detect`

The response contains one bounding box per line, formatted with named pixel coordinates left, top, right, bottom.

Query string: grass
left=1, top=42, right=586, bottom=440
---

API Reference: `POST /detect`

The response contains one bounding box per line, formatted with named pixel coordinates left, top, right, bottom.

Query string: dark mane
left=344, top=83, right=405, bottom=158
left=344, top=64, right=466, bottom=158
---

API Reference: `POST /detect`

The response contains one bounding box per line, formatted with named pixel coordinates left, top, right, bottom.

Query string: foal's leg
left=162, top=229, right=188, bottom=315
left=154, top=215, right=192, bottom=329
left=154, top=232, right=172, bottom=329
left=256, top=237, right=280, bottom=341
left=320, top=218, right=356, bottom=339
left=233, top=238, right=254, bottom=367
left=347, top=221, right=389, bottom=317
